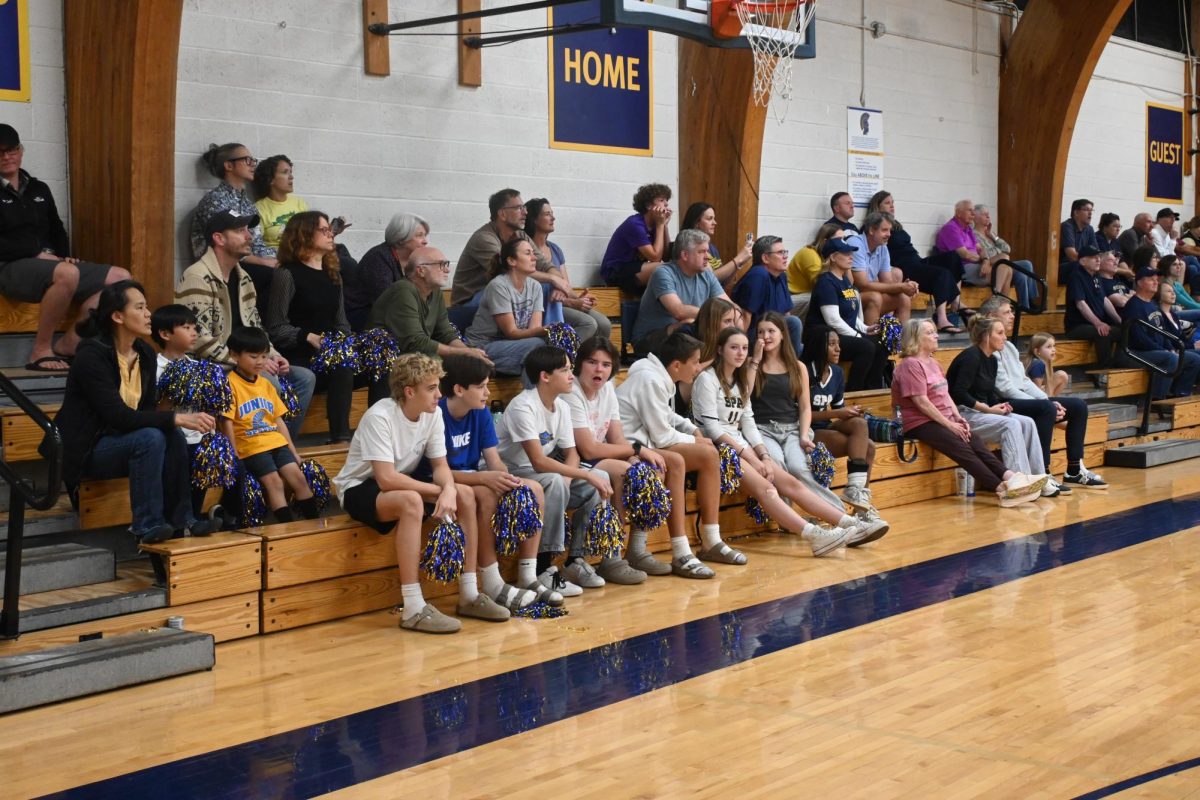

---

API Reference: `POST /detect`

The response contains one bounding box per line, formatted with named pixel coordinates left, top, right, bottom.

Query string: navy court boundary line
left=1070, top=757, right=1200, bottom=798
left=37, top=495, right=1200, bottom=800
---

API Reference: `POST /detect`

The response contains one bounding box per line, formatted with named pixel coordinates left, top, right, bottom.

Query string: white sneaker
left=1041, top=477, right=1062, bottom=498
left=846, top=515, right=890, bottom=546
left=802, top=524, right=849, bottom=557
left=840, top=485, right=873, bottom=513
left=537, top=566, right=582, bottom=598
left=562, top=558, right=606, bottom=589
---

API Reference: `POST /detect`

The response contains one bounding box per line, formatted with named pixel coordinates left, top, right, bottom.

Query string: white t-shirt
left=333, top=398, right=446, bottom=501
left=496, top=388, right=575, bottom=470
left=564, top=381, right=619, bottom=444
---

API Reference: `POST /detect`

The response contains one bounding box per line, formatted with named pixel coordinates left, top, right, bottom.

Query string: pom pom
left=420, top=518, right=466, bottom=583
left=276, top=376, right=302, bottom=420
left=310, top=331, right=361, bottom=374
left=878, top=312, right=902, bottom=355
left=545, top=322, right=579, bottom=364
left=491, top=484, right=543, bottom=556
left=583, top=501, right=624, bottom=558
left=621, top=461, right=671, bottom=531
left=809, top=442, right=835, bottom=488
left=300, top=459, right=331, bottom=512
left=745, top=496, right=771, bottom=525
left=240, top=470, right=267, bottom=527
left=354, top=327, right=402, bottom=383
left=511, top=601, right=569, bottom=619
left=156, top=358, right=232, bottom=416
left=190, top=432, right=238, bottom=491
left=718, top=443, right=742, bottom=495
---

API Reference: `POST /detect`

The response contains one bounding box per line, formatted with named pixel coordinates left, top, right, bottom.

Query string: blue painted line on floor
left=37, top=496, right=1200, bottom=800
left=1071, top=757, right=1200, bottom=799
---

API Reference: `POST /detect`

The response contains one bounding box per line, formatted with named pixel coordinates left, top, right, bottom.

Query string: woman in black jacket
left=52, top=281, right=216, bottom=542
left=265, top=211, right=356, bottom=442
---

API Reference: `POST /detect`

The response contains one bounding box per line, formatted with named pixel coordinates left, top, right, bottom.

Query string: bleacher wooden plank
left=265, top=523, right=397, bottom=589
left=843, top=389, right=893, bottom=417
left=4, top=412, right=48, bottom=462
left=0, top=592, right=259, bottom=656
left=1015, top=310, right=1065, bottom=336
left=870, top=468, right=957, bottom=509
left=1050, top=412, right=1109, bottom=450
left=1088, top=368, right=1149, bottom=399
left=1153, top=397, right=1200, bottom=428
left=1049, top=443, right=1106, bottom=475
left=139, top=533, right=262, bottom=605
left=1052, top=339, right=1095, bottom=367
left=0, top=296, right=73, bottom=334
left=78, top=478, right=136, bottom=529
left=261, top=567, right=406, bottom=633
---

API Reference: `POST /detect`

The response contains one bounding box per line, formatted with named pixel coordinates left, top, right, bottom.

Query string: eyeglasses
left=0, top=146, right=21, bottom=158
left=500, top=204, right=525, bottom=212
left=316, top=227, right=334, bottom=236
left=231, top=155, right=258, bottom=167
left=770, top=249, right=789, bottom=258
left=418, top=260, right=452, bottom=271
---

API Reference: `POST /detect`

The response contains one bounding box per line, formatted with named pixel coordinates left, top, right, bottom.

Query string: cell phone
left=745, top=233, right=754, bottom=245
left=331, top=216, right=350, bottom=236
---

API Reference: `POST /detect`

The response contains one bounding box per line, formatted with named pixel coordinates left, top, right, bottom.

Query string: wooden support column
left=997, top=0, right=1132, bottom=310
left=63, top=0, right=183, bottom=310
left=678, top=41, right=766, bottom=270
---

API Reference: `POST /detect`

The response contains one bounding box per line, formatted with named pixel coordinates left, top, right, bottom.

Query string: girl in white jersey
left=691, top=327, right=886, bottom=556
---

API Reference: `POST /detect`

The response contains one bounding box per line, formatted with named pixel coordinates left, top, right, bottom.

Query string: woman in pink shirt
left=891, top=318, right=1037, bottom=506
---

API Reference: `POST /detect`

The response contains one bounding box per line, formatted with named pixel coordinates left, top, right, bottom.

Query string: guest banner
left=1146, top=102, right=1183, bottom=204
left=548, top=0, right=653, bottom=156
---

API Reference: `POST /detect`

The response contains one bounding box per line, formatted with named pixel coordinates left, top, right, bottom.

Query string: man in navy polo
left=1060, top=198, right=1097, bottom=265
left=1063, top=245, right=1120, bottom=368
left=733, top=235, right=803, bottom=355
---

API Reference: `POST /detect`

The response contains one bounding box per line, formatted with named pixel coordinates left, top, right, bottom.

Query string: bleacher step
left=20, top=587, right=168, bottom=633
left=1091, top=402, right=1142, bottom=425
left=1104, top=439, right=1200, bottom=469
left=0, top=543, right=114, bottom=595
left=0, top=628, right=213, bottom=713
left=1108, top=420, right=1173, bottom=440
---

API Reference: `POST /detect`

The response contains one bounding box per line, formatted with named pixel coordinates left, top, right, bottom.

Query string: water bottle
left=490, top=400, right=504, bottom=432
left=955, top=468, right=976, bottom=498
left=892, top=403, right=902, bottom=425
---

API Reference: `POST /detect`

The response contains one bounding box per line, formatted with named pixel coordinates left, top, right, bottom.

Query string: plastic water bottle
left=490, top=400, right=504, bottom=432
left=955, top=468, right=976, bottom=498
left=892, top=403, right=902, bottom=426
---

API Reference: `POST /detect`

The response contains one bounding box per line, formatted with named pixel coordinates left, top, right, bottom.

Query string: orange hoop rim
left=710, top=0, right=809, bottom=40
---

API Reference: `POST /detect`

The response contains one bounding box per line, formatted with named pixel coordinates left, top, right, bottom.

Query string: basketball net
left=733, top=0, right=816, bottom=123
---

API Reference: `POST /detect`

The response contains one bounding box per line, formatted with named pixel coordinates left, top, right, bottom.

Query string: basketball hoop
left=711, top=0, right=816, bottom=121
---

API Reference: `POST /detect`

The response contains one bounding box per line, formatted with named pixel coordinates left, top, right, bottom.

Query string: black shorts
left=0, top=257, right=112, bottom=304
left=604, top=260, right=645, bottom=295
left=241, top=445, right=297, bottom=479
left=342, top=478, right=437, bottom=534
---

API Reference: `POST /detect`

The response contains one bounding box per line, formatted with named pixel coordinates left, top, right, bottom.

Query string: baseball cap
left=822, top=238, right=859, bottom=257
left=1077, top=245, right=1101, bottom=258
left=205, top=209, right=260, bottom=239
left=1135, top=266, right=1160, bottom=280
left=0, top=124, right=19, bottom=150
left=1157, top=207, right=1180, bottom=221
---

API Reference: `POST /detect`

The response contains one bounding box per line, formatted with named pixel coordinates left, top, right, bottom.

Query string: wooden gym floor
left=4, top=461, right=1200, bottom=799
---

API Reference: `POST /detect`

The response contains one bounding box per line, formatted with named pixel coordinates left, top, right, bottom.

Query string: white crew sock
left=458, top=571, right=479, bottom=603
left=670, top=535, right=693, bottom=559
left=699, top=523, right=723, bottom=550
left=517, top=558, right=538, bottom=587
left=628, top=530, right=649, bottom=557
left=479, top=562, right=504, bottom=597
left=401, top=583, right=426, bottom=621
left=847, top=472, right=868, bottom=491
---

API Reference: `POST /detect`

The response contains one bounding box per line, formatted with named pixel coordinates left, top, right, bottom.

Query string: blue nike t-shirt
left=415, top=398, right=498, bottom=478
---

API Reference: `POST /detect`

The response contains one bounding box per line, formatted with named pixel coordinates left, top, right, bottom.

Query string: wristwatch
left=632, top=441, right=643, bottom=456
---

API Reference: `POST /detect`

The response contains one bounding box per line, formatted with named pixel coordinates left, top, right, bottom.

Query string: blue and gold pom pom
left=878, top=312, right=902, bottom=355
left=491, top=484, right=543, bottom=556
left=512, top=601, right=569, bottom=619
left=276, top=376, right=302, bottom=420
left=809, top=442, right=835, bottom=488
left=354, top=327, right=402, bottom=383
left=718, top=443, right=742, bottom=495
left=583, top=501, right=624, bottom=558
left=157, top=358, right=233, bottom=415
left=300, top=459, right=331, bottom=512
left=545, top=322, right=579, bottom=364
left=622, top=461, right=671, bottom=531
left=241, top=470, right=267, bottom=527
left=745, top=496, right=771, bottom=525
left=190, top=432, right=238, bottom=491
left=310, top=331, right=362, bottom=374
left=420, top=518, right=467, bottom=583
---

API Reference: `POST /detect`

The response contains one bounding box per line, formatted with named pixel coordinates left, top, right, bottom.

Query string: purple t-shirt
left=601, top=213, right=655, bottom=278
left=935, top=219, right=978, bottom=268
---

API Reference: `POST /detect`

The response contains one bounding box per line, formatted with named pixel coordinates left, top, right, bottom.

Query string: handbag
left=863, top=412, right=919, bottom=464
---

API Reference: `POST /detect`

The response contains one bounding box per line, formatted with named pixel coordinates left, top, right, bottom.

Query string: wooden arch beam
left=64, top=0, right=183, bottom=310
left=678, top=41, right=767, bottom=266
left=998, top=0, right=1133, bottom=307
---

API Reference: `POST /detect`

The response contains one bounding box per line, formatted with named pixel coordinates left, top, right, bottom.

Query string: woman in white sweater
left=692, top=327, right=886, bottom=557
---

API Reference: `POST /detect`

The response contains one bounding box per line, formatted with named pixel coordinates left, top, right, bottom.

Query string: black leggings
left=289, top=352, right=360, bottom=441
left=1006, top=396, right=1089, bottom=470
left=901, top=259, right=960, bottom=308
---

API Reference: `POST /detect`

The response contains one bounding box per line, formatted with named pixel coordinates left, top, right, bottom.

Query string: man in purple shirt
left=600, top=182, right=673, bottom=294
left=935, top=199, right=1016, bottom=295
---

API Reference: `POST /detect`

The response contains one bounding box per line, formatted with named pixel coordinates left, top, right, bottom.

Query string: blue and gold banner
left=0, top=0, right=30, bottom=102
left=1146, top=102, right=1184, bottom=204
left=548, top=0, right=652, bottom=156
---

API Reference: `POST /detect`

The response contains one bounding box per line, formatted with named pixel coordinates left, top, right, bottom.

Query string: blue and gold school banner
left=548, top=0, right=652, bottom=156
left=0, top=0, right=30, bottom=102
left=1146, top=103, right=1184, bottom=204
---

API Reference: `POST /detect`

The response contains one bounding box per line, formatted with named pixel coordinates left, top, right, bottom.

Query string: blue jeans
left=267, top=366, right=315, bottom=439
left=1126, top=349, right=1200, bottom=399
left=482, top=337, right=546, bottom=379
left=1010, top=260, right=1038, bottom=309
left=84, top=427, right=193, bottom=537
left=541, top=282, right=564, bottom=325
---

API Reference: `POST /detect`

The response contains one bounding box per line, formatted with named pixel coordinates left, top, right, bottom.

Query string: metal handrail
left=990, top=258, right=1048, bottom=338
left=0, top=371, right=62, bottom=640
left=1121, top=318, right=1187, bottom=436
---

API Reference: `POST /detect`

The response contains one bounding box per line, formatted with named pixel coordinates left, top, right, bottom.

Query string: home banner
left=548, top=0, right=653, bottom=156
left=1146, top=102, right=1184, bottom=204
left=0, top=0, right=30, bottom=102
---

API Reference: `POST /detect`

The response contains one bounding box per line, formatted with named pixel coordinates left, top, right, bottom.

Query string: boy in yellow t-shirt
left=221, top=326, right=319, bottom=523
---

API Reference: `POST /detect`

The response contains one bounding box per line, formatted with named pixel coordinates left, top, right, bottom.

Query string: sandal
left=937, top=324, right=964, bottom=334
left=697, top=542, right=748, bottom=565
left=24, top=356, right=70, bottom=373
left=671, top=554, right=715, bottom=579
left=523, top=580, right=565, bottom=608
left=493, top=583, right=536, bottom=612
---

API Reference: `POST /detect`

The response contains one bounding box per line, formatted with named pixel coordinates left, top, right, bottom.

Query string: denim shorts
left=241, top=445, right=296, bottom=479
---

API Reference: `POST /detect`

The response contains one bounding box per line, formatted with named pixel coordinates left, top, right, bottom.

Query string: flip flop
left=24, top=356, right=70, bottom=373
left=937, top=324, right=964, bottom=334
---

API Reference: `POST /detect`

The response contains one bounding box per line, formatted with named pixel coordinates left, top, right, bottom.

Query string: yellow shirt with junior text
left=226, top=371, right=288, bottom=458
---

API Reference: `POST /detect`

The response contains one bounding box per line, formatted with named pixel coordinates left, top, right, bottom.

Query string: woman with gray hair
left=343, top=211, right=429, bottom=330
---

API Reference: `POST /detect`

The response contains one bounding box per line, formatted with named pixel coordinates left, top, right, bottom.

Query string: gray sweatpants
left=958, top=407, right=1042, bottom=476
left=757, top=420, right=845, bottom=513
left=511, top=463, right=603, bottom=556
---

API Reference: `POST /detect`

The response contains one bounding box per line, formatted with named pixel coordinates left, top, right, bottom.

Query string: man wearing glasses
left=0, top=124, right=132, bottom=373
left=370, top=245, right=492, bottom=401
left=449, top=188, right=550, bottom=307
left=733, top=236, right=805, bottom=355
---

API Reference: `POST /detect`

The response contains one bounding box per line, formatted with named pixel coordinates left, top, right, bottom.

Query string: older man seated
left=937, top=200, right=1021, bottom=301
left=845, top=212, right=916, bottom=324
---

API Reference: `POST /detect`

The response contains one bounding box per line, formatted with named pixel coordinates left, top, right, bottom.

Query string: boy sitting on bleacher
left=221, top=327, right=320, bottom=524
left=419, top=354, right=563, bottom=611
left=151, top=303, right=208, bottom=518
left=333, top=353, right=511, bottom=634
